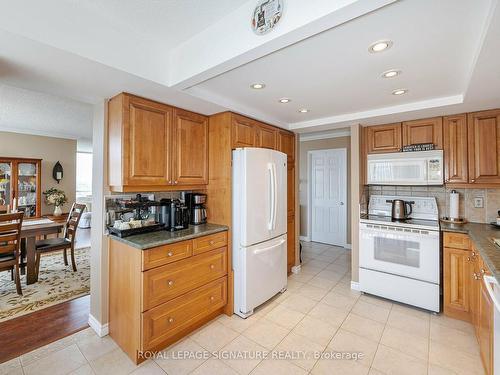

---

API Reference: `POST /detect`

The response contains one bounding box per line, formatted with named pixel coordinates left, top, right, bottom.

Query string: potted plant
left=43, top=188, right=68, bottom=216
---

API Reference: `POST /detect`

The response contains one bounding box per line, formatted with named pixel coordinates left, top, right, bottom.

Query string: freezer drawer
left=234, top=234, right=287, bottom=317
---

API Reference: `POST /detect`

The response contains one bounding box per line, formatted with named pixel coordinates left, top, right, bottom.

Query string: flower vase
left=54, top=205, right=62, bottom=217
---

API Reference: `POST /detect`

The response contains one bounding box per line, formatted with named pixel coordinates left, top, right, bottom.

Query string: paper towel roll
left=450, top=190, right=459, bottom=219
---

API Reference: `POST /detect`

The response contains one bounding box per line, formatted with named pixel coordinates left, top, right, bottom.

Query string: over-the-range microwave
left=366, top=150, right=443, bottom=186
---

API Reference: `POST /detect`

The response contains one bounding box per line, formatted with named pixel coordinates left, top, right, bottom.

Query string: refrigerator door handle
left=267, top=163, right=275, bottom=230
left=272, top=162, right=278, bottom=230
left=253, top=238, right=286, bottom=254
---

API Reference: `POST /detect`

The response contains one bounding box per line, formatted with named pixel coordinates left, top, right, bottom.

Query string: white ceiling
left=192, top=0, right=492, bottom=129
left=0, top=85, right=93, bottom=139
left=0, top=0, right=498, bottom=139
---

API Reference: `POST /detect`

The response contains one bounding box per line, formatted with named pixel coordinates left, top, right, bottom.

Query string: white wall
left=89, top=101, right=109, bottom=335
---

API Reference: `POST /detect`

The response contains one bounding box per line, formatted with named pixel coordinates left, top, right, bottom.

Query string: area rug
left=0, top=247, right=90, bottom=322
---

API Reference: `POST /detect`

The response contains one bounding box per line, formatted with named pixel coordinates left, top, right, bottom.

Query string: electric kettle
left=387, top=199, right=414, bottom=220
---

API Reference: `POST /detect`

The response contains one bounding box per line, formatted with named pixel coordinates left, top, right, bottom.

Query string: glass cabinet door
left=17, top=162, right=38, bottom=217
left=0, top=162, right=12, bottom=212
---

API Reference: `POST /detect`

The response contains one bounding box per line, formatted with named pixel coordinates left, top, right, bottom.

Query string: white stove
left=359, top=195, right=440, bottom=312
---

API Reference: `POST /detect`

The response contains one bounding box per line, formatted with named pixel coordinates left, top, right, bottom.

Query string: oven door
left=359, top=223, right=440, bottom=283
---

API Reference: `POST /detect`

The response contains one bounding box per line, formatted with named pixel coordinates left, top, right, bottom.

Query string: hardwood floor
left=0, top=295, right=90, bottom=363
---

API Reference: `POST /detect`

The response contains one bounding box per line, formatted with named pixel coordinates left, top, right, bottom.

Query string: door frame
left=307, top=148, right=348, bottom=247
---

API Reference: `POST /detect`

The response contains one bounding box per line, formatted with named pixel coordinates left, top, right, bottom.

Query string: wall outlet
left=474, top=197, right=484, bottom=208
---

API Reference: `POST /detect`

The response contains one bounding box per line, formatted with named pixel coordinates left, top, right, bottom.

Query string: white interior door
left=310, top=149, right=347, bottom=246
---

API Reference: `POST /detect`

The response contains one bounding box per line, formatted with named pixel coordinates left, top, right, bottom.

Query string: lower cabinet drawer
left=142, top=277, right=227, bottom=351
left=193, top=232, right=228, bottom=255
left=143, top=247, right=227, bottom=311
left=443, top=233, right=470, bottom=250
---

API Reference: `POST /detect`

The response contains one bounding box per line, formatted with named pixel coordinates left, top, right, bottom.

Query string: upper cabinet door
left=232, top=115, right=257, bottom=148
left=443, top=114, right=468, bottom=184
left=125, top=97, right=172, bottom=186
left=172, top=109, right=208, bottom=185
left=402, top=117, right=443, bottom=148
left=278, top=131, right=295, bottom=162
left=256, top=125, right=277, bottom=149
left=468, top=109, right=500, bottom=184
left=366, top=123, right=402, bottom=153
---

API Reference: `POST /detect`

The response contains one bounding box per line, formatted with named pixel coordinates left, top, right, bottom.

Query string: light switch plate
left=474, top=197, right=484, bottom=208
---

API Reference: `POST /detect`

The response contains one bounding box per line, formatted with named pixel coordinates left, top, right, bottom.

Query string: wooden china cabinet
left=0, top=157, right=42, bottom=217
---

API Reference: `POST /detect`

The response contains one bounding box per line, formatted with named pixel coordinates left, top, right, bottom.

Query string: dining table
left=20, top=218, right=65, bottom=285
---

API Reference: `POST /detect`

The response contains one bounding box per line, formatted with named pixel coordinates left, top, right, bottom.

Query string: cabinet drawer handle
left=210, top=264, right=215, bottom=270
left=481, top=269, right=486, bottom=274
left=168, top=317, right=174, bottom=323
left=167, top=251, right=173, bottom=257
left=209, top=240, right=215, bottom=245
left=471, top=179, right=475, bottom=183
left=167, top=280, right=174, bottom=286
left=174, top=181, right=178, bottom=184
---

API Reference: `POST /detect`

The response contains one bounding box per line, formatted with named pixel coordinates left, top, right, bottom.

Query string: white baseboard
left=291, top=264, right=301, bottom=274
left=343, top=243, right=352, bottom=249
left=350, top=281, right=360, bottom=291
left=88, top=314, right=109, bottom=337
left=299, top=236, right=310, bottom=242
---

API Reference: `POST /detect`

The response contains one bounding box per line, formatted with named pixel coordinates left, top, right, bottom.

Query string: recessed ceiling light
left=250, top=83, right=266, bottom=89
left=279, top=98, right=291, bottom=103
left=298, top=108, right=310, bottom=113
left=392, top=89, right=408, bottom=95
left=381, top=69, right=401, bottom=78
left=368, top=40, right=393, bottom=53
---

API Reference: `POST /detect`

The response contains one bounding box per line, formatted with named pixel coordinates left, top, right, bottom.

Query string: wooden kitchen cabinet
left=443, top=246, right=471, bottom=321
left=443, top=114, right=468, bottom=184
left=366, top=123, right=402, bottom=154
left=468, top=109, right=500, bottom=184
left=256, top=124, right=277, bottom=149
left=109, top=231, right=228, bottom=364
left=402, top=117, right=443, bottom=148
left=232, top=114, right=258, bottom=148
left=172, top=109, right=208, bottom=185
left=107, top=93, right=208, bottom=192
left=278, top=131, right=295, bottom=162
left=287, top=215, right=295, bottom=272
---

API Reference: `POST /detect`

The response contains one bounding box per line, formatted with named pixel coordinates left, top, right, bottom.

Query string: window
left=76, top=152, right=92, bottom=198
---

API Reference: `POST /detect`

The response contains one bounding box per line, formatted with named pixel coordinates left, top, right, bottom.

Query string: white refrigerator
left=232, top=148, right=288, bottom=318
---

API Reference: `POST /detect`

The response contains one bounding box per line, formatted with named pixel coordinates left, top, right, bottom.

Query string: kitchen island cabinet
left=108, top=225, right=228, bottom=364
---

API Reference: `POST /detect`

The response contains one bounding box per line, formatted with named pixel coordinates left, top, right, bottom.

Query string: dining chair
left=35, top=203, right=86, bottom=276
left=0, top=212, right=24, bottom=295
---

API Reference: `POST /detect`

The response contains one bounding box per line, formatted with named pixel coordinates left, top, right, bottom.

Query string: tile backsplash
left=367, top=185, right=500, bottom=224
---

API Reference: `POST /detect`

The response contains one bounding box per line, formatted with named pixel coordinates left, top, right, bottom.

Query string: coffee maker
left=185, top=193, right=207, bottom=225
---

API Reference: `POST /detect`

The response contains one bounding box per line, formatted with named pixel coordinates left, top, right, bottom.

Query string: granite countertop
left=441, top=222, right=500, bottom=281
left=108, top=223, right=228, bottom=250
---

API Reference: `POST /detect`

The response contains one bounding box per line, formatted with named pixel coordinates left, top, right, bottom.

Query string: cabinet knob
left=481, top=269, right=486, bottom=274
left=168, top=180, right=172, bottom=184
left=472, top=252, right=476, bottom=256
left=168, top=317, right=174, bottom=323
left=167, top=251, right=173, bottom=257
left=471, top=179, right=475, bottom=183
left=209, top=240, right=215, bottom=245
left=467, top=256, right=471, bottom=261
left=174, top=181, right=178, bottom=184
left=210, top=264, right=215, bottom=270
left=168, top=280, right=174, bottom=286
left=210, top=296, right=215, bottom=302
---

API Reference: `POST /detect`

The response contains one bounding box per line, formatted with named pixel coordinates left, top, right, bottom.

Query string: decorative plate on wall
left=251, top=0, right=284, bottom=35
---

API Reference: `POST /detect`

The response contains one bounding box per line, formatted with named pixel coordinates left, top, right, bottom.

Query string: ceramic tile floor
left=0, top=241, right=485, bottom=375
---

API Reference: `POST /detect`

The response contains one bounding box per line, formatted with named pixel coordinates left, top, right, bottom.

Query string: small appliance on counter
left=185, top=193, right=207, bottom=225
left=158, top=198, right=172, bottom=228
left=386, top=198, right=414, bottom=220
left=169, top=199, right=190, bottom=231
left=441, top=190, right=467, bottom=225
